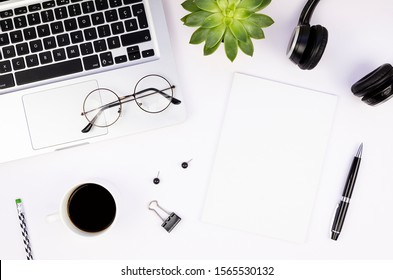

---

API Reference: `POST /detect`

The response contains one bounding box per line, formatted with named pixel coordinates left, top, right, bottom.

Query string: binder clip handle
left=148, top=200, right=181, bottom=233
left=148, top=200, right=169, bottom=221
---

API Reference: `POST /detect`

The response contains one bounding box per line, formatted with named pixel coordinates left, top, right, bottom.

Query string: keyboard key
left=105, top=9, right=118, bottom=22
left=57, top=0, right=70, bottom=5
left=91, top=12, right=104, bottom=25
left=37, top=25, right=50, bottom=37
left=84, top=28, right=97, bottom=40
left=29, top=40, right=43, bottom=53
left=142, top=49, right=154, bottom=58
left=28, top=4, right=42, bottom=12
left=82, top=1, right=95, bottom=13
left=95, top=0, right=109, bottom=11
left=0, top=19, right=14, bottom=31
left=70, top=30, right=84, bottom=43
left=0, top=10, right=13, bottom=18
left=42, top=1, right=56, bottom=9
left=119, top=7, right=132, bottom=19
left=99, top=51, right=113, bottom=66
left=15, top=59, right=83, bottom=85
left=78, top=15, right=91, bottom=28
left=27, top=53, right=42, bottom=66
left=120, top=30, right=151, bottom=46
left=41, top=10, right=55, bottom=22
left=51, top=22, right=64, bottom=34
left=93, top=39, right=107, bottom=52
left=23, top=27, right=37, bottom=40
left=115, top=55, right=127, bottom=64
left=0, top=74, right=15, bottom=89
left=111, top=22, right=124, bottom=35
left=83, top=54, right=100, bottom=70
left=68, top=4, right=82, bottom=16
left=25, top=54, right=39, bottom=67
left=64, top=18, right=78, bottom=31
left=55, top=7, right=68, bottom=19
left=10, top=30, right=23, bottom=43
left=107, top=36, right=120, bottom=49
left=3, top=46, right=16, bottom=59
left=80, top=42, right=93, bottom=55
left=39, top=51, right=53, bottom=64
left=0, top=33, right=10, bottom=46
left=52, top=48, right=67, bottom=61
left=16, top=43, right=29, bottom=55
left=124, top=0, right=143, bottom=4
left=132, top=4, right=148, bottom=29
left=14, top=7, right=28, bottom=15
left=97, top=25, right=111, bottom=37
left=27, top=13, right=41, bottom=25
left=14, top=16, right=27, bottom=28
left=109, top=0, right=122, bottom=8
left=43, top=37, right=57, bottom=49
left=57, top=34, right=70, bottom=46
left=127, top=45, right=140, bottom=61
left=12, top=57, right=26, bottom=70
left=66, top=45, right=80, bottom=58
left=0, top=61, right=12, bottom=73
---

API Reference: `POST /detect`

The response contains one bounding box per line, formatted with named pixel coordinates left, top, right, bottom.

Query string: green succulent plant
left=181, top=0, right=274, bottom=61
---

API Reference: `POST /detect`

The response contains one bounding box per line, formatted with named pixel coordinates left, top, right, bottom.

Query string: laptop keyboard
left=0, top=0, right=158, bottom=91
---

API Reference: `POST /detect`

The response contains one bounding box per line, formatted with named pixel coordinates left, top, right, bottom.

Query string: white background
left=1, top=0, right=393, bottom=260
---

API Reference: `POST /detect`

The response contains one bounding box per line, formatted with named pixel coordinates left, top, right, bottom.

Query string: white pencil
left=15, top=198, right=33, bottom=260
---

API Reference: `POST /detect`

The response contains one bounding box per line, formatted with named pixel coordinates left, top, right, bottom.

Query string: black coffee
left=67, top=183, right=116, bottom=233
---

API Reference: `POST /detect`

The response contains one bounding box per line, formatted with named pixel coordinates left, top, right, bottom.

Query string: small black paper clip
left=148, top=200, right=181, bottom=233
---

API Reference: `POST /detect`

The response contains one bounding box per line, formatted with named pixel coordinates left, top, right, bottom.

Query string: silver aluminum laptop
left=0, top=0, right=186, bottom=164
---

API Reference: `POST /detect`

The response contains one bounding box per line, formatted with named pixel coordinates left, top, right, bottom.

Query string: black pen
left=331, top=143, right=363, bottom=241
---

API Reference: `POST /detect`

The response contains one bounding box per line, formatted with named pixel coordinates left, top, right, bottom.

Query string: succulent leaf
left=202, top=13, right=224, bottom=28
left=195, top=0, right=221, bottom=13
left=229, top=19, right=248, bottom=42
left=241, top=20, right=265, bottom=39
left=234, top=8, right=251, bottom=19
left=238, top=36, right=254, bottom=56
left=181, top=0, right=201, bottom=12
left=253, top=0, right=272, bottom=11
left=205, top=23, right=226, bottom=48
left=224, top=30, right=238, bottom=61
left=183, top=11, right=212, bottom=27
left=190, top=27, right=210, bottom=44
left=216, top=0, right=228, bottom=11
left=247, top=13, right=274, bottom=27
left=204, top=40, right=221, bottom=55
left=237, top=0, right=264, bottom=11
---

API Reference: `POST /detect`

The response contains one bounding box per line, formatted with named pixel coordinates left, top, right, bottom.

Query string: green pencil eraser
left=15, top=198, right=22, bottom=204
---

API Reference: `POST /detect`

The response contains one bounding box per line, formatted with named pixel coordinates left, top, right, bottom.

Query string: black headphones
left=288, top=0, right=393, bottom=105
left=287, top=0, right=328, bottom=70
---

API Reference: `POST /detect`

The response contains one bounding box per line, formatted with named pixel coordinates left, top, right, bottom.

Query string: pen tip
left=356, top=143, right=363, bottom=158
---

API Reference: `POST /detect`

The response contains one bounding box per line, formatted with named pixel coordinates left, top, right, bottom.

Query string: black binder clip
left=148, top=200, right=181, bottom=233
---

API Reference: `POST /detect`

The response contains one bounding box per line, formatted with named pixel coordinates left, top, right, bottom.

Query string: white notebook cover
left=202, top=73, right=337, bottom=243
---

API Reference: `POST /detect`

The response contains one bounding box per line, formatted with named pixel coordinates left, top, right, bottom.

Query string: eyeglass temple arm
left=81, top=85, right=181, bottom=133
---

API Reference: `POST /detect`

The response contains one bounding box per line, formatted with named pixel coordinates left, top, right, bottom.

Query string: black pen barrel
left=342, top=157, right=361, bottom=198
left=331, top=201, right=350, bottom=240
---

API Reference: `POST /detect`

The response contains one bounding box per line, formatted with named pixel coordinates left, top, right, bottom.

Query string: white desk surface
left=1, top=0, right=393, bottom=259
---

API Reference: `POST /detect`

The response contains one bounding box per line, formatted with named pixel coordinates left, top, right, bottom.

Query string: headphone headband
left=299, top=0, right=321, bottom=25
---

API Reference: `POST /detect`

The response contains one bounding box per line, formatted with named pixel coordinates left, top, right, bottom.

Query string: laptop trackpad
left=22, top=80, right=108, bottom=150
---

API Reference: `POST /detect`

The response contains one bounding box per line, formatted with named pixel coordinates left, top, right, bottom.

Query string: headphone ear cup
left=351, top=64, right=393, bottom=96
left=298, top=25, right=328, bottom=70
left=351, top=64, right=393, bottom=105
left=287, top=25, right=311, bottom=65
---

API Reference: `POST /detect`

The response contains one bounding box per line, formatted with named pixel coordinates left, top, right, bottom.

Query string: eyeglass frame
left=81, top=74, right=181, bottom=133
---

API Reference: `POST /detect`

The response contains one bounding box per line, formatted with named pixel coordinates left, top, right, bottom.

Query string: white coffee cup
left=47, top=179, right=118, bottom=237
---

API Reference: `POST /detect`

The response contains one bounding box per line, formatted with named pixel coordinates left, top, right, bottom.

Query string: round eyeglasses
left=81, top=74, right=181, bottom=133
